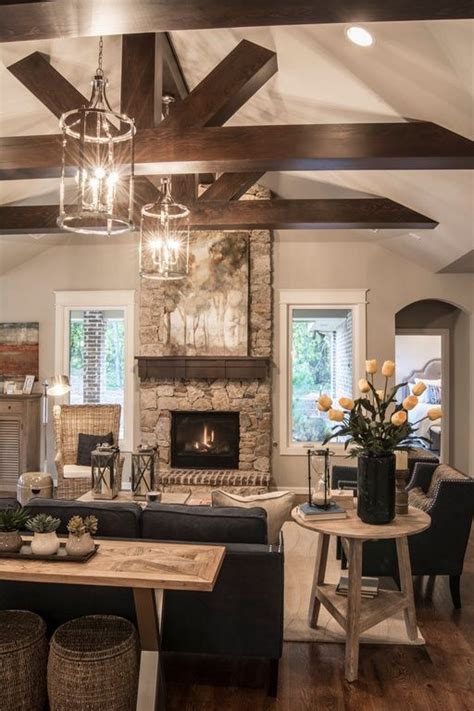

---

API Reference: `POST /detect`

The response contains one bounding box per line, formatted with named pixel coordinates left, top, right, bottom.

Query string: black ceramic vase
left=357, top=453, right=396, bottom=524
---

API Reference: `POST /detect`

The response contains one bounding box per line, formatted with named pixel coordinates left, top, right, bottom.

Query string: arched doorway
left=395, top=299, right=468, bottom=469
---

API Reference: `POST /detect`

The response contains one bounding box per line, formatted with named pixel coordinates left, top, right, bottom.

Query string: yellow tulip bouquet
left=317, top=359, right=442, bottom=457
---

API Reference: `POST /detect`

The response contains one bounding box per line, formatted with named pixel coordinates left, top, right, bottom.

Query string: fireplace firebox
left=171, top=411, right=240, bottom=470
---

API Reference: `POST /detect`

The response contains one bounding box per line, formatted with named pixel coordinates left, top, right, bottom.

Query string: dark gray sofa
left=0, top=498, right=284, bottom=695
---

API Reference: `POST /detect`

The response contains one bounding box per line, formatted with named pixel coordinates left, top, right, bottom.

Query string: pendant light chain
left=97, top=35, right=104, bottom=76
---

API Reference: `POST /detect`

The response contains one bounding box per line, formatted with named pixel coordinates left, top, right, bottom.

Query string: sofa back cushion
left=142, top=504, right=268, bottom=544
left=24, top=498, right=141, bottom=538
left=0, top=497, right=19, bottom=510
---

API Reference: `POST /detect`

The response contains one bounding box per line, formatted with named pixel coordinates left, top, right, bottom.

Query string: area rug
left=283, top=521, right=425, bottom=645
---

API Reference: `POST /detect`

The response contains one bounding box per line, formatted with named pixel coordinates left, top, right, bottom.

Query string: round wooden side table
left=291, top=506, right=431, bottom=682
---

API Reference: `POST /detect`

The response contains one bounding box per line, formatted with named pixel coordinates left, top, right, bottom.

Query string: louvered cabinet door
left=0, top=416, right=22, bottom=487
left=0, top=395, right=41, bottom=491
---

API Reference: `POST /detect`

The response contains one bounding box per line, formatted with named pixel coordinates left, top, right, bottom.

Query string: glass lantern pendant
left=139, top=176, right=190, bottom=280
left=57, top=37, right=135, bottom=236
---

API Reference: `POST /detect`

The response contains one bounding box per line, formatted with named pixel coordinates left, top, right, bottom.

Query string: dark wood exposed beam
left=1, top=1, right=472, bottom=42
left=121, top=34, right=163, bottom=128
left=7, top=51, right=87, bottom=117
left=190, top=198, right=437, bottom=230
left=0, top=199, right=437, bottom=234
left=2, top=123, right=472, bottom=180
left=199, top=173, right=265, bottom=201
left=161, top=40, right=277, bottom=130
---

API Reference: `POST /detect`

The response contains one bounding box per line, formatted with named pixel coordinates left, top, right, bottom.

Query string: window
left=279, top=290, right=367, bottom=455
left=55, top=291, right=135, bottom=450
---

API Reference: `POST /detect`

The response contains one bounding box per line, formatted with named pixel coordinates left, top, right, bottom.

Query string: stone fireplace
left=138, top=185, right=273, bottom=494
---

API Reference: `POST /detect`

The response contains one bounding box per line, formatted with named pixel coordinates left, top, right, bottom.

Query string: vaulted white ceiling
left=0, top=21, right=473, bottom=275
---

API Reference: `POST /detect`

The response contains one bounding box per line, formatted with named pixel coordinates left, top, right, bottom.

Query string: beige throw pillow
left=211, top=490, right=296, bottom=545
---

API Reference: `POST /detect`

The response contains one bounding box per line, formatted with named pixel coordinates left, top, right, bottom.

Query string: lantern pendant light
left=139, top=177, right=190, bottom=280
left=57, top=36, right=135, bottom=236
left=139, top=96, right=190, bottom=281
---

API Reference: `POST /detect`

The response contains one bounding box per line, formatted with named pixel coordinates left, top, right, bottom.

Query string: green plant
left=26, top=514, right=61, bottom=534
left=319, top=359, right=442, bottom=457
left=83, top=515, right=98, bottom=536
left=67, top=515, right=86, bottom=537
left=0, top=507, right=30, bottom=532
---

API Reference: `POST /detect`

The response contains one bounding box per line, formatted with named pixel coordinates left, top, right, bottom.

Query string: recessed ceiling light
left=346, top=26, right=374, bottom=47
left=409, top=232, right=422, bottom=241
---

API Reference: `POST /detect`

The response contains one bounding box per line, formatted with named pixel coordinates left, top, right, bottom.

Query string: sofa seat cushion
left=142, top=504, right=268, bottom=544
left=211, top=490, right=295, bottom=545
left=408, top=487, right=432, bottom=512
left=63, top=464, right=91, bottom=480
left=24, top=498, right=142, bottom=538
left=427, top=463, right=466, bottom=497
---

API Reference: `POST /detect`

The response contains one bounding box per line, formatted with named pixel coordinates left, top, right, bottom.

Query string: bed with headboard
left=401, top=358, right=442, bottom=445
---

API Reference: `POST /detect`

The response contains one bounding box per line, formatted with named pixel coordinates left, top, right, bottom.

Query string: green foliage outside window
left=292, top=321, right=333, bottom=443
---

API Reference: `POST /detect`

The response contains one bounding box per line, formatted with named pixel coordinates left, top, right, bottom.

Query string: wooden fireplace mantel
left=136, top=356, right=271, bottom=380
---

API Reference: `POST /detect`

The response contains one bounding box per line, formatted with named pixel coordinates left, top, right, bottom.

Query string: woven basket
left=0, top=609, right=48, bottom=711
left=48, top=615, right=139, bottom=711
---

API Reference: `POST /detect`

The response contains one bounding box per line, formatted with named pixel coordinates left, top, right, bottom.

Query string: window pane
left=291, top=308, right=352, bottom=444
left=69, top=309, right=125, bottom=438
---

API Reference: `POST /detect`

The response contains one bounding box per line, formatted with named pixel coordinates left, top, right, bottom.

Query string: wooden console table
left=0, top=539, right=225, bottom=710
left=292, top=506, right=430, bottom=682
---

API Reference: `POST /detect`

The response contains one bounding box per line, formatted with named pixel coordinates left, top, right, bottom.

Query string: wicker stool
left=0, top=609, right=48, bottom=711
left=48, top=615, right=139, bottom=711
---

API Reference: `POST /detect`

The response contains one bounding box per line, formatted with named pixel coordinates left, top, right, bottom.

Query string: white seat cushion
left=211, top=489, right=295, bottom=545
left=63, top=464, right=91, bottom=480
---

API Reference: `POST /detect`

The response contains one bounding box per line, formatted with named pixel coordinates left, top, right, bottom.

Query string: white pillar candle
left=395, top=451, right=408, bottom=471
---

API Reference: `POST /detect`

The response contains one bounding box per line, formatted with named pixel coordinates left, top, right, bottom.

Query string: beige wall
left=0, top=242, right=140, bottom=471
left=1, top=237, right=473, bottom=483
left=272, top=238, right=474, bottom=488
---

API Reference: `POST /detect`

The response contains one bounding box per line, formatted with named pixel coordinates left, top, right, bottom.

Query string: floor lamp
left=42, top=375, right=70, bottom=474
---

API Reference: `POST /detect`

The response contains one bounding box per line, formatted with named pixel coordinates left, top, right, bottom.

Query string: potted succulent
left=26, top=514, right=61, bottom=555
left=65, top=515, right=98, bottom=556
left=0, top=507, right=29, bottom=553
left=318, top=359, right=442, bottom=524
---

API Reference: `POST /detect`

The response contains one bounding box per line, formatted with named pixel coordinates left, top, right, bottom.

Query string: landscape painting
left=0, top=322, right=39, bottom=379
left=164, top=233, right=249, bottom=355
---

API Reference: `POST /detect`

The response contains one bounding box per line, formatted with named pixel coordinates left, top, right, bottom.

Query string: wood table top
left=291, top=506, right=430, bottom=539
left=0, top=539, right=225, bottom=591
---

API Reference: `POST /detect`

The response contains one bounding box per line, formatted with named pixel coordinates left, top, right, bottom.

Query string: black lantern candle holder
left=131, top=445, right=157, bottom=499
left=307, top=448, right=334, bottom=510
left=91, top=444, right=120, bottom=500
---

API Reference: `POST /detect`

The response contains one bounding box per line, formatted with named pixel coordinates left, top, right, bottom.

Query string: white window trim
left=54, top=290, right=135, bottom=452
left=278, top=289, right=368, bottom=456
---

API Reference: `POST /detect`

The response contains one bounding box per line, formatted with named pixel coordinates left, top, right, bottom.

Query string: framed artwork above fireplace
left=164, top=232, right=249, bottom=356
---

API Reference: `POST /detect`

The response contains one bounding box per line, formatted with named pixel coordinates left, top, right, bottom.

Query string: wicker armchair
left=53, top=404, right=123, bottom=499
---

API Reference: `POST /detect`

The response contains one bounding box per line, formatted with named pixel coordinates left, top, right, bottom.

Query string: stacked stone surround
left=139, top=185, right=273, bottom=494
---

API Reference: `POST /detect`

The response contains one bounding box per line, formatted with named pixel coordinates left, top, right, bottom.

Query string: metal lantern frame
left=307, top=448, right=334, bottom=509
left=58, top=37, right=135, bottom=236
left=139, top=176, right=190, bottom=281
left=131, top=445, right=157, bottom=499
left=91, top=444, right=120, bottom=500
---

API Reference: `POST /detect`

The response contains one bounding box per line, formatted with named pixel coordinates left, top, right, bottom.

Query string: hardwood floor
left=164, top=530, right=474, bottom=711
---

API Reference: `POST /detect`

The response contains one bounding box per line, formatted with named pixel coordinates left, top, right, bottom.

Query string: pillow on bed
left=427, top=384, right=442, bottom=404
